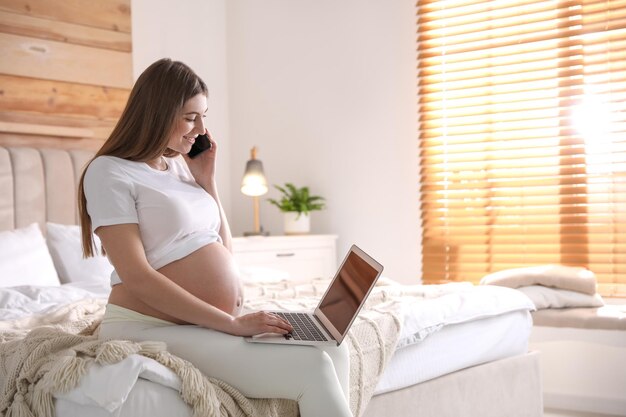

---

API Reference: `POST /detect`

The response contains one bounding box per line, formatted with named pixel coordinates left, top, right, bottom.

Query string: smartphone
left=187, top=134, right=212, bottom=158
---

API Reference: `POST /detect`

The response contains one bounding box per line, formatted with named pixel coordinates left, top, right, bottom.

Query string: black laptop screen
left=318, top=250, right=378, bottom=335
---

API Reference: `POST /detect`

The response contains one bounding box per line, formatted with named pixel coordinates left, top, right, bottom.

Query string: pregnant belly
left=159, top=242, right=243, bottom=316
left=108, top=242, right=243, bottom=323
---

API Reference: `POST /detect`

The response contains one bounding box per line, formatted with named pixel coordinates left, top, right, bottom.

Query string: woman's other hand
left=229, top=311, right=293, bottom=337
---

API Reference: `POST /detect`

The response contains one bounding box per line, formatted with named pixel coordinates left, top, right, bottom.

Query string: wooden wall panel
left=0, top=33, right=132, bottom=88
left=0, top=0, right=131, bottom=149
left=0, top=11, right=131, bottom=52
left=0, top=112, right=117, bottom=141
left=0, top=0, right=131, bottom=33
left=0, top=75, right=129, bottom=120
left=0, top=122, right=93, bottom=138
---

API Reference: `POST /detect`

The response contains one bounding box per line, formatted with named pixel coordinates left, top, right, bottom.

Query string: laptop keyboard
left=275, top=312, right=329, bottom=342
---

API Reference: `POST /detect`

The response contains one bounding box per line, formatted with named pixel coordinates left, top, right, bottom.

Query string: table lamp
left=241, top=146, right=269, bottom=236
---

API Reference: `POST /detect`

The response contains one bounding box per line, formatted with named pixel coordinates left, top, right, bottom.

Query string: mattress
left=375, top=309, right=532, bottom=394
left=365, top=352, right=542, bottom=417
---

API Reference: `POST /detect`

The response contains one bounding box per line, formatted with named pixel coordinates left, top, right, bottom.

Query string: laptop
left=245, top=244, right=383, bottom=346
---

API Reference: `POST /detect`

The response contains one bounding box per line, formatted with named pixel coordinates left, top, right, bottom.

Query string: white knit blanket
left=0, top=279, right=402, bottom=417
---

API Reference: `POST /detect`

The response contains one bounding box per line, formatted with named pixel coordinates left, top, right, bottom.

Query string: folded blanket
left=480, top=265, right=597, bottom=295
left=516, top=285, right=604, bottom=310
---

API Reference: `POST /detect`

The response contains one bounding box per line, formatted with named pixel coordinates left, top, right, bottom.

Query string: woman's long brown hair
left=78, top=58, right=208, bottom=257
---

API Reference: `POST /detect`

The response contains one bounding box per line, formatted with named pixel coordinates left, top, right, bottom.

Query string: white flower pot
left=283, top=212, right=310, bottom=235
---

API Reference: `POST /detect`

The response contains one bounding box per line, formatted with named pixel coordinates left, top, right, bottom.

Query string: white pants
left=98, top=308, right=352, bottom=417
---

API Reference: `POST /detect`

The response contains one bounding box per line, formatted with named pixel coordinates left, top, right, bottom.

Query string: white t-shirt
left=83, top=155, right=222, bottom=286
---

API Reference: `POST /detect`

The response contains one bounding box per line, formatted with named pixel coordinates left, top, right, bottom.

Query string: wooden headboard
left=0, top=146, right=94, bottom=232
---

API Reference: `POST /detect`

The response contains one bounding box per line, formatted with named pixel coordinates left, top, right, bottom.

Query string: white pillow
left=517, top=285, right=604, bottom=310
left=46, top=222, right=113, bottom=285
left=0, top=223, right=60, bottom=287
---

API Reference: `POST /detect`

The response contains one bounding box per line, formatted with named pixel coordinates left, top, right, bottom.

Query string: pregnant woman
left=78, top=58, right=352, bottom=417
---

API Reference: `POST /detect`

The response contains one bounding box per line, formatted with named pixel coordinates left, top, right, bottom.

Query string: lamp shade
left=241, top=147, right=268, bottom=197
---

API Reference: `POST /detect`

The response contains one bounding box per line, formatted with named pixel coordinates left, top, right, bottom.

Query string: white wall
left=131, top=0, right=232, bottom=214
left=226, top=1, right=420, bottom=283
left=132, top=0, right=421, bottom=283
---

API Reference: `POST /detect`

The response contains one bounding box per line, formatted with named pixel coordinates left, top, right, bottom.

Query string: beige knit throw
left=0, top=287, right=401, bottom=417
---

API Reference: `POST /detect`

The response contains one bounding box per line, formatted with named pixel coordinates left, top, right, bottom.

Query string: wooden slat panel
left=0, top=10, right=131, bottom=52
left=0, top=147, right=14, bottom=230
left=423, top=253, right=624, bottom=265
left=0, top=0, right=131, bottom=33
left=0, top=112, right=115, bottom=140
left=0, top=75, right=129, bottom=121
left=597, top=284, right=626, bottom=298
left=0, top=33, right=132, bottom=88
left=422, top=233, right=626, bottom=245
left=0, top=133, right=104, bottom=151
left=418, top=0, right=626, bottom=295
left=0, top=0, right=130, bottom=152
left=423, top=263, right=626, bottom=277
left=423, top=243, right=626, bottom=255
left=0, top=121, right=92, bottom=138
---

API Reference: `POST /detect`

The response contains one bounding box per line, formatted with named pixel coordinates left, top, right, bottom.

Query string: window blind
left=417, top=0, right=626, bottom=297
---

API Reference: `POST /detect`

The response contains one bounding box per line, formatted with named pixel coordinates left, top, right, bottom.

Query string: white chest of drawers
left=231, top=235, right=338, bottom=283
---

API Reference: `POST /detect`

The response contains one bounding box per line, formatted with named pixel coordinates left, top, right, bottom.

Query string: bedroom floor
left=544, top=408, right=621, bottom=417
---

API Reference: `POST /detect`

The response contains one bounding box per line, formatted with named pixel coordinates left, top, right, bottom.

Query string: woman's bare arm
left=182, top=132, right=232, bottom=251
left=204, top=185, right=233, bottom=252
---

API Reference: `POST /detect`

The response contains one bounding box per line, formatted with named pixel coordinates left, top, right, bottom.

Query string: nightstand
left=231, top=235, right=338, bottom=283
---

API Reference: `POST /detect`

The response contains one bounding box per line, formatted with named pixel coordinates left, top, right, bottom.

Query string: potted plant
left=267, top=183, right=325, bottom=235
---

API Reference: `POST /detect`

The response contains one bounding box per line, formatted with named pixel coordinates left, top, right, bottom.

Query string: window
left=417, top=0, right=626, bottom=296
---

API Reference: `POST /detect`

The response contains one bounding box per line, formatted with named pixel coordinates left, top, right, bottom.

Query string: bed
left=0, top=146, right=543, bottom=417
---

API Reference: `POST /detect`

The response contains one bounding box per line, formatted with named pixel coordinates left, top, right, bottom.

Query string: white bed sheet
left=55, top=354, right=190, bottom=417
left=56, top=377, right=190, bottom=417
left=375, top=309, right=532, bottom=395
left=0, top=281, right=110, bottom=320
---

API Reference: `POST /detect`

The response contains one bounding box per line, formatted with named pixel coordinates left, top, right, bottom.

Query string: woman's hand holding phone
left=184, top=131, right=217, bottom=192
left=187, top=133, right=212, bottom=158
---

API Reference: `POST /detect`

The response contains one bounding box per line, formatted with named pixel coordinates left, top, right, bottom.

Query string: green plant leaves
left=267, top=182, right=325, bottom=215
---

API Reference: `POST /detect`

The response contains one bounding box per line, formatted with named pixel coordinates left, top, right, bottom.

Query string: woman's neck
left=146, top=156, right=168, bottom=171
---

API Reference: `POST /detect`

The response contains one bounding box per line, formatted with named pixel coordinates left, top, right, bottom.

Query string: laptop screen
left=318, top=248, right=381, bottom=336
